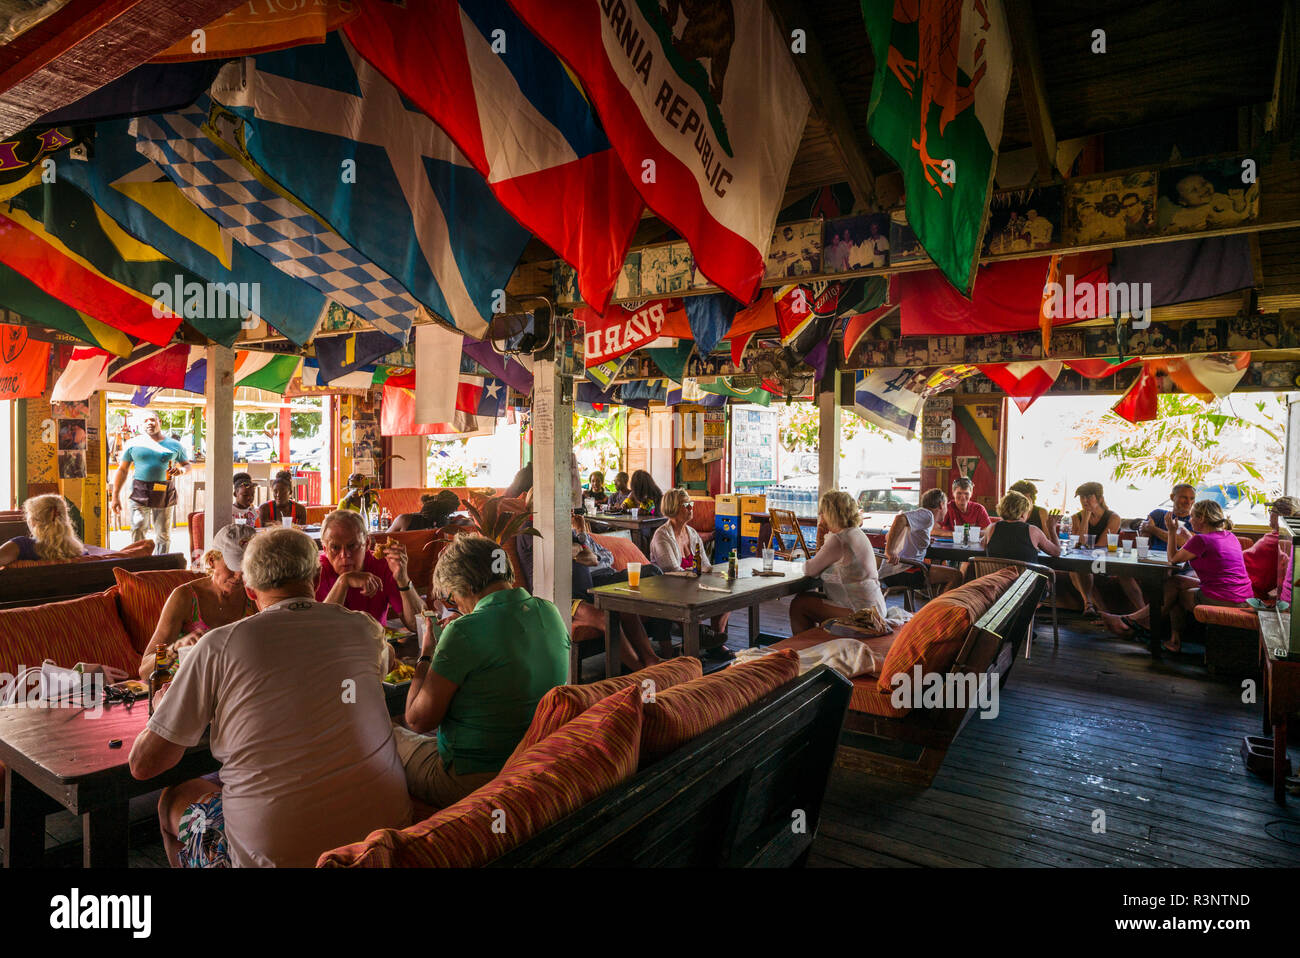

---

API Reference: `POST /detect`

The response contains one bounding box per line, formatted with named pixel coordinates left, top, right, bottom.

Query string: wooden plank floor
left=14, top=594, right=1300, bottom=868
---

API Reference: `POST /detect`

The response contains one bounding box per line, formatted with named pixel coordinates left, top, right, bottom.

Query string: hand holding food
left=343, top=571, right=382, bottom=596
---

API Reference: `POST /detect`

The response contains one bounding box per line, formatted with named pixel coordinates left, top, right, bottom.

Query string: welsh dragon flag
left=862, top=0, right=1013, bottom=294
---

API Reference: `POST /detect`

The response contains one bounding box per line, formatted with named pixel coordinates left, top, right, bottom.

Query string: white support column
left=531, top=358, right=572, bottom=631
left=818, top=369, right=841, bottom=499
left=204, top=345, right=235, bottom=547
left=1287, top=395, right=1300, bottom=497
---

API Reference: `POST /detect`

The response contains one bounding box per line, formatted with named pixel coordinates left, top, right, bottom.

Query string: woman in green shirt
left=396, top=534, right=570, bottom=809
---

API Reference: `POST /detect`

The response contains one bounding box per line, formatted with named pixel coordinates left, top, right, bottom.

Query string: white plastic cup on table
left=1136, top=536, right=1150, bottom=558
left=630, top=507, right=640, bottom=519
left=1107, top=533, right=1119, bottom=553
left=281, top=516, right=293, bottom=527
left=626, top=561, right=642, bottom=588
left=762, top=547, right=775, bottom=572
left=1066, top=535, right=1078, bottom=552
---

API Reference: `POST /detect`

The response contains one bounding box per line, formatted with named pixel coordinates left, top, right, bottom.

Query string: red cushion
left=112, top=567, right=206, bottom=654
left=317, top=684, right=643, bottom=867
left=0, top=590, right=139, bottom=677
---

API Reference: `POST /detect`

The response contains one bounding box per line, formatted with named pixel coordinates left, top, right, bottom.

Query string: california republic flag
left=507, top=0, right=810, bottom=304
left=862, top=0, right=1013, bottom=294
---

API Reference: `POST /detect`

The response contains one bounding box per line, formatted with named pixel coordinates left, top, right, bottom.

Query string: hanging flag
left=210, top=33, right=530, bottom=338
left=152, top=1, right=359, bottom=62
left=727, top=291, right=779, bottom=366
left=314, top=331, right=407, bottom=386
left=35, top=62, right=224, bottom=127
left=107, top=343, right=191, bottom=389
left=0, top=127, right=78, bottom=186
left=645, top=342, right=696, bottom=383
left=7, top=172, right=245, bottom=347
left=979, top=361, right=1063, bottom=413
left=1065, top=357, right=1142, bottom=379
left=900, top=253, right=1110, bottom=336
left=1039, top=255, right=1061, bottom=356
left=861, top=0, right=1013, bottom=293
left=697, top=379, right=772, bottom=406
left=1110, top=236, right=1254, bottom=309
left=507, top=0, right=810, bottom=303
left=684, top=294, right=740, bottom=357
left=853, top=366, right=979, bottom=440
left=1112, top=364, right=1160, bottom=423
left=455, top=375, right=507, bottom=419
left=381, top=384, right=492, bottom=438
left=0, top=262, right=133, bottom=356
left=586, top=353, right=630, bottom=392
left=59, top=118, right=327, bottom=346
left=580, top=299, right=687, bottom=368
left=301, top=359, right=375, bottom=391
left=0, top=210, right=181, bottom=345
left=344, top=0, right=644, bottom=315
left=0, top=325, right=50, bottom=400
left=842, top=277, right=898, bottom=361
left=135, top=100, right=416, bottom=346
left=416, top=324, right=464, bottom=427
left=51, top=348, right=113, bottom=402
left=461, top=338, right=533, bottom=395
left=235, top=352, right=303, bottom=394
left=1151, top=353, right=1251, bottom=401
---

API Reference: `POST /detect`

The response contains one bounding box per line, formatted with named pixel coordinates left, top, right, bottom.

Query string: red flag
left=0, top=325, right=50, bottom=399
left=979, top=361, right=1062, bottom=413
left=1066, top=357, right=1143, bottom=379
left=579, top=299, right=687, bottom=368
left=1112, top=364, right=1160, bottom=423
left=843, top=277, right=899, bottom=361
left=381, top=384, right=491, bottom=437
left=726, top=291, right=777, bottom=366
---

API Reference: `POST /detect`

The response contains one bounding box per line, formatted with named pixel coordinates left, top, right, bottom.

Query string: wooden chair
left=874, top=549, right=932, bottom=613
left=768, top=508, right=813, bottom=559
left=969, top=556, right=1059, bottom=656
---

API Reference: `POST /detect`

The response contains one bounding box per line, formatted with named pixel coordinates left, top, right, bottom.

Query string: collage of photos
left=52, top=399, right=90, bottom=479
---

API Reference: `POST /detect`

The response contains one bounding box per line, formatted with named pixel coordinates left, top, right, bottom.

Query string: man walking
left=111, top=410, right=189, bottom=554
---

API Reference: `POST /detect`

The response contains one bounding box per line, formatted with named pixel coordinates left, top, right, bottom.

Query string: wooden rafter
left=766, top=0, right=877, bottom=211
left=1005, top=0, right=1058, bottom=183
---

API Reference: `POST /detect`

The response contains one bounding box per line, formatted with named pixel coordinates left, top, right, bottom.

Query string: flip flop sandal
left=1120, top=615, right=1152, bottom=638
left=1083, top=605, right=1102, bottom=620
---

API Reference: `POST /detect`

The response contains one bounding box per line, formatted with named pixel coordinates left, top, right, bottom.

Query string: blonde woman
left=985, top=491, right=1061, bottom=563
left=138, top=524, right=258, bottom=679
left=790, top=491, right=887, bottom=633
left=650, top=488, right=731, bottom=656
left=0, top=494, right=108, bottom=568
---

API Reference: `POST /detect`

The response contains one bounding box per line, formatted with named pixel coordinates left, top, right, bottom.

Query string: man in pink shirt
left=316, top=509, right=424, bottom=632
left=938, top=477, right=991, bottom=532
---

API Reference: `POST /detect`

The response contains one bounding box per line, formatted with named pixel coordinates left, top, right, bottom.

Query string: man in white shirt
left=130, top=526, right=411, bottom=867
left=879, top=488, right=962, bottom=593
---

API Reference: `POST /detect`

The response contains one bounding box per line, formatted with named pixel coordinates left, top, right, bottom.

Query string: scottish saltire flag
left=134, top=99, right=417, bottom=346
left=59, top=119, right=327, bottom=346
left=344, top=0, right=644, bottom=314
left=210, top=33, right=530, bottom=338
left=507, top=0, right=809, bottom=303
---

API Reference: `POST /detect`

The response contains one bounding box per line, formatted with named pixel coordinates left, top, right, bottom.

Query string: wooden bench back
left=0, top=553, right=187, bottom=609
left=492, top=667, right=852, bottom=867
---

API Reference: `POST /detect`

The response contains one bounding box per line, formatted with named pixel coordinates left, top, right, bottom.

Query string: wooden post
left=531, top=355, right=572, bottom=633
left=204, top=345, right=235, bottom=548
left=817, top=369, right=840, bottom=501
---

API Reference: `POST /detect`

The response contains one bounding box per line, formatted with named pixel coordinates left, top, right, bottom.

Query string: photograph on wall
left=639, top=242, right=695, bottom=295
left=966, top=334, right=1016, bottom=364
left=852, top=336, right=893, bottom=369
left=553, top=263, right=580, bottom=305
left=1226, top=314, right=1279, bottom=350
left=1281, top=311, right=1300, bottom=349
left=58, top=450, right=86, bottom=479
left=928, top=335, right=965, bottom=365
left=983, top=185, right=1062, bottom=254
left=1064, top=171, right=1157, bottom=244
left=765, top=220, right=822, bottom=278
left=613, top=251, right=642, bottom=300
left=1048, top=329, right=1085, bottom=358
left=1010, top=331, right=1043, bottom=360
left=1258, top=362, right=1300, bottom=389
left=823, top=212, right=891, bottom=272
left=1158, top=158, right=1260, bottom=234
left=51, top=399, right=90, bottom=420
left=891, top=338, right=929, bottom=367
left=57, top=418, right=87, bottom=452
left=1084, top=323, right=1122, bottom=357
left=1180, top=319, right=1225, bottom=353
left=1052, top=368, right=1084, bottom=393
left=888, top=213, right=926, bottom=263
left=1124, top=321, right=1182, bottom=355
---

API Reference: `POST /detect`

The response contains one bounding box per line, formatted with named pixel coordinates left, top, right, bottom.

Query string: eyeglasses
left=324, top=539, right=363, bottom=556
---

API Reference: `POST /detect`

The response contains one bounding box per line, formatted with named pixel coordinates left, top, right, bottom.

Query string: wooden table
left=591, top=558, right=815, bottom=678
left=924, top=538, right=1175, bottom=658
left=1259, top=612, right=1300, bottom=803
left=586, top=513, right=669, bottom=554
left=0, top=700, right=218, bottom=868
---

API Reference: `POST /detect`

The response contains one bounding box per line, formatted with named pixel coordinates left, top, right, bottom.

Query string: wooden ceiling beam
left=766, top=0, right=877, bottom=211
left=1005, top=0, right=1058, bottom=183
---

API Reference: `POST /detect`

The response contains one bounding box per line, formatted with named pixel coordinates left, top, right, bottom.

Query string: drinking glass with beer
left=626, top=561, right=642, bottom=588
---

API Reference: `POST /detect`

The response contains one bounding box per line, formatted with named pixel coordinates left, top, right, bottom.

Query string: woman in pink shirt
left=1164, top=500, right=1253, bottom=651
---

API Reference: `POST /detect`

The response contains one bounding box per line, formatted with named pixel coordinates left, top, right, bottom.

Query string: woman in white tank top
left=789, top=491, right=887, bottom=634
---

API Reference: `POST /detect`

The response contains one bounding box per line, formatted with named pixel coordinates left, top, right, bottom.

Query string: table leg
left=83, top=802, right=130, bottom=868
left=748, top=603, right=761, bottom=648
left=1262, top=655, right=1273, bottom=738
left=1274, top=717, right=1288, bottom=805
left=3, top=767, right=58, bottom=868
left=604, top=609, right=621, bottom=679
left=1140, top=577, right=1167, bottom=660
left=683, top=617, right=701, bottom=661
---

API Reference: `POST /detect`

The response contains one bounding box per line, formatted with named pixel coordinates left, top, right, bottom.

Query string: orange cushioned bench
left=770, top=566, right=1047, bottom=786
left=1193, top=604, right=1261, bottom=676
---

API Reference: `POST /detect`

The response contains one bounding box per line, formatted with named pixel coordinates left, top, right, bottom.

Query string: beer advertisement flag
left=580, top=299, right=687, bottom=367
left=0, top=324, right=50, bottom=400
left=861, top=0, right=1014, bottom=293
left=507, top=0, right=810, bottom=303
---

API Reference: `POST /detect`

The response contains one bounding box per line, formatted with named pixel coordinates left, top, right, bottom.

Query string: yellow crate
left=739, top=494, right=766, bottom=536
left=715, top=494, right=740, bottom=517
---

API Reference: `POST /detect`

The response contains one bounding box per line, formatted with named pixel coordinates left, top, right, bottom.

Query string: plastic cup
left=1107, top=533, right=1119, bottom=553
left=630, top=508, right=640, bottom=519
left=1083, top=534, right=1096, bottom=550
left=627, top=562, right=641, bottom=588
left=762, top=547, right=775, bottom=572
left=1136, top=536, right=1150, bottom=559
left=281, top=516, right=293, bottom=527
left=1066, top=535, right=1078, bottom=552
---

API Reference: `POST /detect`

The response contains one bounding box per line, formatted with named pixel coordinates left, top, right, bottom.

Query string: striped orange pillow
left=113, top=567, right=205, bottom=653
left=640, top=649, right=800, bottom=762
left=317, top=683, right=643, bottom=868
left=875, top=601, right=972, bottom=694
left=508, top=656, right=702, bottom=762
left=0, top=590, right=140, bottom=677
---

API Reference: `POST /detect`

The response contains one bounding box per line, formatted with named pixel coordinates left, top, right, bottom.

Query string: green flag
left=236, top=354, right=302, bottom=394
left=698, top=378, right=773, bottom=406
left=861, top=0, right=1012, bottom=293
left=0, top=262, right=134, bottom=355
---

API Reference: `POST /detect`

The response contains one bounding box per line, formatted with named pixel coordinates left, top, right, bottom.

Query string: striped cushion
left=113, top=567, right=206, bottom=654
left=875, top=602, right=972, bottom=694
left=849, top=680, right=911, bottom=717
left=0, top=590, right=140, bottom=677
left=1193, top=605, right=1259, bottom=630
left=317, top=684, right=643, bottom=868
left=640, top=649, right=800, bottom=762
left=509, top=657, right=702, bottom=760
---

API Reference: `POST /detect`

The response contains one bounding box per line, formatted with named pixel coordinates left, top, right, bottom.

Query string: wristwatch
left=397, top=580, right=414, bottom=591
left=416, top=654, right=433, bottom=666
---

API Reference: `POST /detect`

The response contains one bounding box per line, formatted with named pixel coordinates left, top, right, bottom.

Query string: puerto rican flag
left=345, top=0, right=644, bottom=314
left=507, top=0, right=809, bottom=305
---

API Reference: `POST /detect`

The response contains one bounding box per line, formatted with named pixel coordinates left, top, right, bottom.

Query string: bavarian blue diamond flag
left=210, top=32, right=531, bottom=338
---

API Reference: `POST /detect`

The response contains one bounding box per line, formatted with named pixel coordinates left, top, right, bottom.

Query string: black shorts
left=882, top=568, right=926, bottom=589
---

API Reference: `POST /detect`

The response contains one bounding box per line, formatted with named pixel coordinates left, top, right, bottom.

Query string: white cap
left=211, top=523, right=257, bottom=573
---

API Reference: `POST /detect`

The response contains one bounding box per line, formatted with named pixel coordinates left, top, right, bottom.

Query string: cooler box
left=738, top=535, right=761, bottom=559
left=715, top=494, right=740, bottom=517
left=739, top=494, right=766, bottom=538
left=713, top=515, right=738, bottom=564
